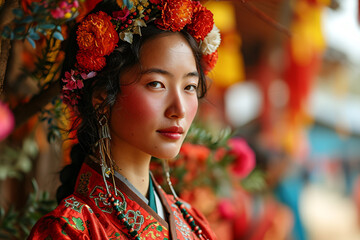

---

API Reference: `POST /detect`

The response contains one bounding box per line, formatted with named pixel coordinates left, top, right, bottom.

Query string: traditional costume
left=28, top=159, right=216, bottom=239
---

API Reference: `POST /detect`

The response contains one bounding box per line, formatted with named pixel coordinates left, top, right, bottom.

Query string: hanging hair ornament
left=98, top=114, right=118, bottom=197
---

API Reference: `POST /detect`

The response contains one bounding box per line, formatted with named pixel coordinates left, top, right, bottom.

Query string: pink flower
left=0, top=101, right=14, bottom=141
left=218, top=199, right=236, bottom=220
left=62, top=70, right=84, bottom=90
left=72, top=0, right=79, bottom=8
left=62, top=90, right=79, bottom=106
left=80, top=71, right=96, bottom=80
left=51, top=8, right=65, bottom=19
left=228, top=138, right=255, bottom=178
left=59, top=1, right=68, bottom=9
left=113, top=7, right=130, bottom=23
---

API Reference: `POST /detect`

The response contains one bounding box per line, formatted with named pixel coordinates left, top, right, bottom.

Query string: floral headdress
left=62, top=0, right=221, bottom=107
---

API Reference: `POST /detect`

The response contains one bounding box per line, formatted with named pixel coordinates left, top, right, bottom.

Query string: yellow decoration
left=205, top=1, right=236, bottom=32
left=64, top=12, right=72, bottom=19
left=205, top=1, right=245, bottom=87
left=290, top=0, right=329, bottom=65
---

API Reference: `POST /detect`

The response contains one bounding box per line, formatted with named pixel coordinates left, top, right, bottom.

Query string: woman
left=29, top=0, right=220, bottom=239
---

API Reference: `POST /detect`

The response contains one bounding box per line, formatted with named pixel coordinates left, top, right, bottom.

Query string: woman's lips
left=157, top=126, right=184, bottom=140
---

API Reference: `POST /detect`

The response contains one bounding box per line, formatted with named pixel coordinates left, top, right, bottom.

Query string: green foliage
left=1, top=2, right=76, bottom=48
left=0, top=180, right=57, bottom=239
left=241, top=168, right=267, bottom=192
left=0, top=138, right=38, bottom=180
left=39, top=97, right=65, bottom=143
left=185, top=124, right=233, bottom=150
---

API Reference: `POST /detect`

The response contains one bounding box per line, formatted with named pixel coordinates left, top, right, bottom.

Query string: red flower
left=76, top=51, right=106, bottom=72
left=187, top=2, right=214, bottom=41
left=228, top=138, right=255, bottom=178
left=149, top=0, right=161, bottom=4
left=180, top=143, right=210, bottom=162
left=76, top=11, right=119, bottom=59
left=155, top=0, right=193, bottom=32
left=202, top=50, right=218, bottom=74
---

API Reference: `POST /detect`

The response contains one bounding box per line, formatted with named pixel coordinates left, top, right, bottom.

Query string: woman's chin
left=152, top=149, right=180, bottom=160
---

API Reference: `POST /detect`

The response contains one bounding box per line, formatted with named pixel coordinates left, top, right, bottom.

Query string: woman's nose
left=165, top=90, right=185, bottom=119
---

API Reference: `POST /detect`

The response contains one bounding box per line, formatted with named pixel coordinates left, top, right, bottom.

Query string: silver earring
left=98, top=115, right=118, bottom=196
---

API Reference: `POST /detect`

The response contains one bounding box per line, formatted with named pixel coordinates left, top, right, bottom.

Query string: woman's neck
left=110, top=142, right=152, bottom=197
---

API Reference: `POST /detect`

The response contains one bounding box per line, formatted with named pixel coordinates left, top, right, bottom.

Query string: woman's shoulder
left=28, top=194, right=95, bottom=239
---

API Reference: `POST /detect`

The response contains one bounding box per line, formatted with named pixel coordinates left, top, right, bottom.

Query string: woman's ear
left=92, top=90, right=108, bottom=113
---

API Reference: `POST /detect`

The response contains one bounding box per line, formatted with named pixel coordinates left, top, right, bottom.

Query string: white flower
left=200, top=24, right=221, bottom=55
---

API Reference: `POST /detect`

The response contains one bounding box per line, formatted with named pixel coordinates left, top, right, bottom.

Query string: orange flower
left=155, top=0, right=193, bottom=32
left=187, top=2, right=214, bottom=41
left=76, top=51, right=106, bottom=71
left=76, top=11, right=119, bottom=57
left=180, top=142, right=210, bottom=162
left=202, top=50, right=218, bottom=74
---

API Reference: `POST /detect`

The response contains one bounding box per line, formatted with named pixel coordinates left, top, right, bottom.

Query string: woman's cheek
left=124, top=91, right=162, bottom=120
left=187, top=98, right=198, bottom=123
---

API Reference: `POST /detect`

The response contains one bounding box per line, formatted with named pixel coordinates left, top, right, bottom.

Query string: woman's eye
left=185, top=84, right=197, bottom=92
left=147, top=81, right=164, bottom=89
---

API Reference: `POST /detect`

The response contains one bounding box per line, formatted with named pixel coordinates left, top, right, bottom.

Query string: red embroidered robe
left=28, top=160, right=217, bottom=240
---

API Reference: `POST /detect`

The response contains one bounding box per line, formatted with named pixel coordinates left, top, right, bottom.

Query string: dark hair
left=56, top=1, right=208, bottom=203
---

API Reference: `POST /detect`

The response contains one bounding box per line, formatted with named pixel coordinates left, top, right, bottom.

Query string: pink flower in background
left=0, top=101, right=14, bottom=141
left=51, top=8, right=65, bottom=19
left=228, top=138, right=255, bottom=178
left=50, top=0, right=78, bottom=19
left=218, top=198, right=236, bottom=219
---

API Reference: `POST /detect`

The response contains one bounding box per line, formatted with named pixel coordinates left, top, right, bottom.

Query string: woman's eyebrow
left=141, top=68, right=173, bottom=77
left=185, top=71, right=199, bottom=78
left=141, top=68, right=199, bottom=79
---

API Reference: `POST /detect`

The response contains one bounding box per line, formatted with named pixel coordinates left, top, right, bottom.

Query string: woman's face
left=110, top=33, right=199, bottom=159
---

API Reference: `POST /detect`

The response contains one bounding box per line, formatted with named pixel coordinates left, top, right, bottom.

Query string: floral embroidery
left=77, top=171, right=92, bottom=196
left=125, top=210, right=144, bottom=231
left=89, top=185, right=127, bottom=214
left=90, top=186, right=113, bottom=213
left=62, top=216, right=85, bottom=232
left=64, top=197, right=84, bottom=213
left=172, top=204, right=192, bottom=239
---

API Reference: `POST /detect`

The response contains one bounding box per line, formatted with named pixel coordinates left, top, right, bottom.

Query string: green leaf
left=21, top=16, right=34, bottom=24
left=38, top=23, right=56, bottom=30
left=29, top=31, right=40, bottom=40
left=14, top=26, right=26, bottom=34
left=73, top=217, right=85, bottom=231
left=12, top=8, right=24, bottom=18
left=26, top=36, right=36, bottom=48
left=14, top=34, right=25, bottom=40
left=1, top=26, right=10, bottom=38
left=53, top=31, right=64, bottom=41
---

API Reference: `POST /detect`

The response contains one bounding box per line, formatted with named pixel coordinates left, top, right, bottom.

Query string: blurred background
left=1, top=0, right=360, bottom=239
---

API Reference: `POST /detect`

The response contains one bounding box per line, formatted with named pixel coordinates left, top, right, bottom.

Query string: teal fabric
left=148, top=175, right=157, bottom=213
